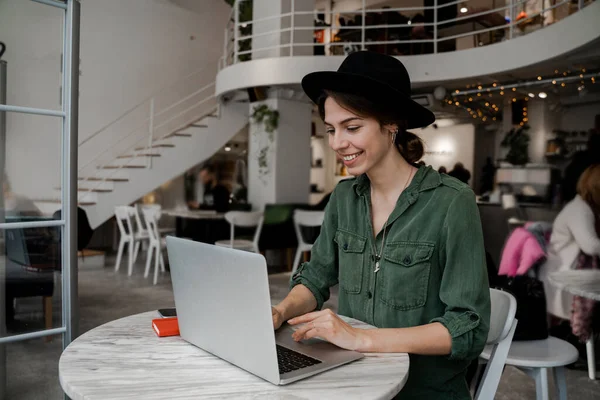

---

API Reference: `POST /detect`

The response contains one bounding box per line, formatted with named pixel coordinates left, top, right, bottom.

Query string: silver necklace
left=372, top=167, right=415, bottom=273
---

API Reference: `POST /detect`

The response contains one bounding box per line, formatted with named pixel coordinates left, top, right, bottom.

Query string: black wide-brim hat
left=302, top=51, right=435, bottom=129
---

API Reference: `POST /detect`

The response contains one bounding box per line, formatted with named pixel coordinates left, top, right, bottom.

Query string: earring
left=392, top=129, right=398, bottom=144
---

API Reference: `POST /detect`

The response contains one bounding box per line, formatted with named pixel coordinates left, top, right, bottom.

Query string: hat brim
left=302, top=71, right=435, bottom=129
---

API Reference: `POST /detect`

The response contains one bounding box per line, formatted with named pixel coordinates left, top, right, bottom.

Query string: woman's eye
left=347, top=126, right=360, bottom=132
left=326, top=128, right=335, bottom=135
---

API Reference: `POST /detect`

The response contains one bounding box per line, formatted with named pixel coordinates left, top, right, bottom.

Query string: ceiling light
left=407, top=20, right=412, bottom=25
left=460, top=7, right=468, bottom=14
left=578, top=85, right=585, bottom=91
left=224, top=146, right=232, bottom=152
left=528, top=93, right=535, bottom=98
left=538, top=92, right=547, bottom=99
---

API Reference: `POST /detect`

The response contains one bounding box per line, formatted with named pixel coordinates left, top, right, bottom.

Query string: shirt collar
left=352, top=165, right=442, bottom=196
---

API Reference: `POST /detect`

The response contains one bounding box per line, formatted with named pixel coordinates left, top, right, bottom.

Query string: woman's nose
left=330, top=132, right=348, bottom=151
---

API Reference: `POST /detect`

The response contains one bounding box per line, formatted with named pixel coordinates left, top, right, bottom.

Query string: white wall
left=420, top=123, right=475, bottom=183
left=0, top=0, right=230, bottom=199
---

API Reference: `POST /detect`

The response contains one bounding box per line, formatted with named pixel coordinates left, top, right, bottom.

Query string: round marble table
left=548, top=270, right=600, bottom=301
left=59, top=311, right=410, bottom=399
left=548, top=270, right=600, bottom=380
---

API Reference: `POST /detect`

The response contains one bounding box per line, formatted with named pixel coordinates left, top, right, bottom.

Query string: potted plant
left=501, top=124, right=530, bottom=165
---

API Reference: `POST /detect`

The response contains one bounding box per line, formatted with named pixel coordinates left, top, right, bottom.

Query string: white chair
left=473, top=288, right=518, bottom=400
left=478, top=317, right=579, bottom=400
left=142, top=207, right=168, bottom=285
left=292, top=210, right=325, bottom=275
left=132, top=204, right=151, bottom=264
left=215, top=211, right=264, bottom=253
left=114, top=206, right=138, bottom=276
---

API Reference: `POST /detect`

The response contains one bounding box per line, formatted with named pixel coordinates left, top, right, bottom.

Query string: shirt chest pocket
left=379, top=242, right=434, bottom=310
left=334, top=230, right=367, bottom=294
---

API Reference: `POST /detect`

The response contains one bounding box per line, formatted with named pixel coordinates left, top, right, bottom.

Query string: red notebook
left=152, top=317, right=180, bottom=337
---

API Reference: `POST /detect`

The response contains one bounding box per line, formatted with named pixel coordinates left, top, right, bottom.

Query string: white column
left=248, top=96, right=312, bottom=210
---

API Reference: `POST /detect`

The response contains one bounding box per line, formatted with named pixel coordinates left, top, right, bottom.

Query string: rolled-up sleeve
left=290, top=189, right=340, bottom=310
left=430, top=187, right=491, bottom=361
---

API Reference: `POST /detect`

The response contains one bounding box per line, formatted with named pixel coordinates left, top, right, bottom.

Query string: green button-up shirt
left=291, top=166, right=490, bottom=399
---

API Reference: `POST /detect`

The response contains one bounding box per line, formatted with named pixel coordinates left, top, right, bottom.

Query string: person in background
left=480, top=157, right=497, bottom=195
left=562, top=115, right=600, bottom=203
left=438, top=165, right=447, bottom=174
left=539, top=165, right=600, bottom=322
left=187, top=164, right=230, bottom=213
left=448, top=162, right=471, bottom=185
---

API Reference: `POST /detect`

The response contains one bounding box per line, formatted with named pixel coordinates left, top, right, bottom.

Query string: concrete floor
left=5, top=255, right=600, bottom=400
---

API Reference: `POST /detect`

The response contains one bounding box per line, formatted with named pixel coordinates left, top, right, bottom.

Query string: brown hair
left=317, top=91, right=424, bottom=163
left=577, top=164, right=600, bottom=215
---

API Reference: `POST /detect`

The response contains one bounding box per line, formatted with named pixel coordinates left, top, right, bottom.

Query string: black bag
left=494, top=275, right=549, bottom=341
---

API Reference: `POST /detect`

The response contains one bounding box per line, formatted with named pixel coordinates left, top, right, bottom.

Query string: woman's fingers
left=288, top=310, right=327, bottom=325
left=292, top=321, right=321, bottom=341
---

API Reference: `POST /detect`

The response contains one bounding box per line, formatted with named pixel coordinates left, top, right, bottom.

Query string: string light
left=592, top=77, right=596, bottom=84
left=512, top=98, right=517, bottom=102
left=478, top=85, right=483, bottom=90
left=493, top=117, right=497, bottom=121
left=552, top=80, right=557, bottom=84
left=477, top=93, right=482, bottom=97
left=554, top=69, right=559, bottom=74
left=563, top=72, right=568, bottom=76
left=469, top=97, right=473, bottom=101
left=485, top=102, right=490, bottom=106
left=512, top=88, right=517, bottom=92
left=455, top=101, right=460, bottom=106
left=492, top=83, right=497, bottom=87
left=500, top=91, right=504, bottom=95
left=561, top=82, right=566, bottom=87
left=455, top=90, right=460, bottom=93
left=537, top=76, right=542, bottom=80
left=582, top=68, right=586, bottom=73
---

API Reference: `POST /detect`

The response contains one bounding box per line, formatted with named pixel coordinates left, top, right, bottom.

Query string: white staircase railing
left=77, top=61, right=220, bottom=201
left=221, top=0, right=593, bottom=67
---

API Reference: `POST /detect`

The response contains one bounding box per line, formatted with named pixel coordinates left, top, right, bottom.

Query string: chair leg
left=303, top=251, right=309, bottom=263
left=532, top=367, right=550, bottom=400
left=43, top=296, right=52, bottom=342
left=153, top=245, right=160, bottom=285
left=114, top=239, right=126, bottom=271
left=552, top=367, right=567, bottom=400
left=144, top=243, right=154, bottom=278
left=292, top=248, right=302, bottom=276
left=586, top=331, right=596, bottom=380
left=132, top=240, right=141, bottom=264
left=127, top=240, right=135, bottom=276
left=159, top=250, right=165, bottom=272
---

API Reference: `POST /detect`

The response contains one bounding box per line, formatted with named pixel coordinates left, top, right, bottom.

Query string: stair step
left=167, top=132, right=192, bottom=138
left=101, top=165, right=146, bottom=169
left=135, top=143, right=175, bottom=150
left=207, top=113, right=218, bottom=118
left=55, top=187, right=113, bottom=193
left=35, top=199, right=96, bottom=207
left=117, top=153, right=161, bottom=158
left=190, top=124, right=208, bottom=128
left=79, top=177, right=129, bottom=182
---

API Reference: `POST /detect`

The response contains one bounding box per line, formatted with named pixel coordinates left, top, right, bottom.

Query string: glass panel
left=6, top=339, right=64, bottom=399
left=0, top=0, right=63, bottom=111
left=1, top=225, right=63, bottom=338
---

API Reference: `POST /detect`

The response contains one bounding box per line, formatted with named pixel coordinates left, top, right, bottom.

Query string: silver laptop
left=166, top=236, right=364, bottom=385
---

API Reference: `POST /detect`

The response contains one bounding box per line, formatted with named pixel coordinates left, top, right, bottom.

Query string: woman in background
left=539, top=164, right=600, bottom=320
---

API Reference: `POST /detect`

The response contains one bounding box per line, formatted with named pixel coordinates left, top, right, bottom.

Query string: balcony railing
left=221, top=0, right=593, bottom=68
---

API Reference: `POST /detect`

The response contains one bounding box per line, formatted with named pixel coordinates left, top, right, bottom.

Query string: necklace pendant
left=374, top=261, right=380, bottom=273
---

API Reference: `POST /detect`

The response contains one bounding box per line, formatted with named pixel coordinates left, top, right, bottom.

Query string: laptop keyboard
left=276, top=344, right=322, bottom=374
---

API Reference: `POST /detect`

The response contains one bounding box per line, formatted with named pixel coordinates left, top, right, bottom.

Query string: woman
left=272, top=51, right=490, bottom=399
left=540, top=164, right=600, bottom=320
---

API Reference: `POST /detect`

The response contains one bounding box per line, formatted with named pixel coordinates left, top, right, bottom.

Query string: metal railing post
left=62, top=0, right=80, bottom=349
left=290, top=0, right=295, bottom=56
left=233, top=0, right=240, bottom=62
left=0, top=56, right=7, bottom=400
left=148, top=98, right=155, bottom=168
left=509, top=0, right=515, bottom=39
left=223, top=27, right=228, bottom=68
left=361, top=0, right=366, bottom=50
left=433, top=0, right=438, bottom=53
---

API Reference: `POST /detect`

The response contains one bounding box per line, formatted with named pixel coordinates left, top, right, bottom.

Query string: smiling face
left=323, top=96, right=397, bottom=177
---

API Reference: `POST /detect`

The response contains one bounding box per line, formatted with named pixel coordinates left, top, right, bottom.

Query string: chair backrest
left=224, top=211, right=264, bottom=248
left=474, top=288, right=518, bottom=400
left=141, top=207, right=161, bottom=243
left=133, top=204, right=147, bottom=235
left=293, top=210, right=325, bottom=246
left=115, top=206, right=135, bottom=238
